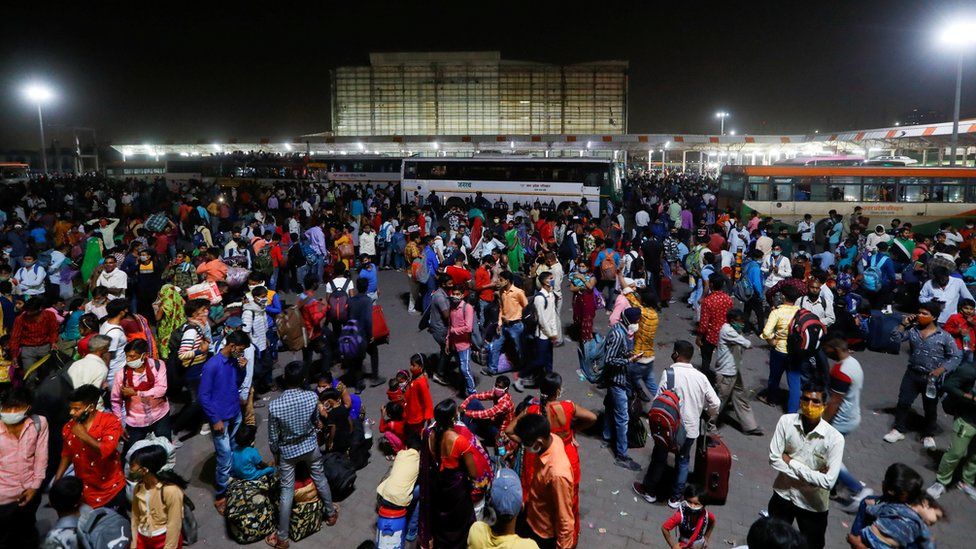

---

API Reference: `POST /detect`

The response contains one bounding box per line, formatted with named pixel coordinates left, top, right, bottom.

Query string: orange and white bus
left=718, top=164, right=976, bottom=233
left=0, top=162, right=30, bottom=185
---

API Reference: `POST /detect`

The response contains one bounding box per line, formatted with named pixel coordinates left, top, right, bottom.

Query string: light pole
left=938, top=21, right=976, bottom=166
left=715, top=111, right=730, bottom=135
left=23, top=83, right=55, bottom=174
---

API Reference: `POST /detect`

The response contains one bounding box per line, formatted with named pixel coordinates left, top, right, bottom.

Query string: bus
left=400, top=157, right=622, bottom=216
left=718, top=164, right=976, bottom=233
left=773, top=155, right=864, bottom=166
left=308, top=155, right=402, bottom=185
left=0, top=163, right=30, bottom=185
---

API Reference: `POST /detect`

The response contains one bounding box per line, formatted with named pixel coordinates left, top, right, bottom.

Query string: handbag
left=339, top=242, right=355, bottom=259
left=372, top=304, right=390, bottom=342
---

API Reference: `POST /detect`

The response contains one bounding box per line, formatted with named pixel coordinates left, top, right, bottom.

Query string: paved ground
left=38, top=271, right=974, bottom=548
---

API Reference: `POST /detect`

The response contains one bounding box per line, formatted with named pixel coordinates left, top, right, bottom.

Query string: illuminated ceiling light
left=729, top=130, right=736, bottom=136
left=938, top=20, right=976, bottom=48
left=284, top=143, right=293, bottom=151
left=664, top=141, right=670, bottom=149
left=586, top=141, right=592, bottom=149
left=894, top=122, right=901, bottom=127
left=432, top=141, right=439, bottom=150
left=357, top=142, right=365, bottom=151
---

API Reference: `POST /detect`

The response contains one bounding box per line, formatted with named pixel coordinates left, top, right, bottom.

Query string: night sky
left=2, top=1, right=975, bottom=149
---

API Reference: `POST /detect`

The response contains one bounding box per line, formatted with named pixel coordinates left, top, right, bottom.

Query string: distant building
left=330, top=51, right=628, bottom=136
left=899, top=108, right=946, bottom=126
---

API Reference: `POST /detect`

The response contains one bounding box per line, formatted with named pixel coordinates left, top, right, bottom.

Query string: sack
left=338, top=242, right=355, bottom=259
left=338, top=320, right=366, bottom=359
left=648, top=368, right=684, bottom=451
left=732, top=276, right=755, bottom=302
left=323, top=452, right=357, bottom=501
left=182, top=494, right=200, bottom=545
left=862, top=255, right=888, bottom=292
left=225, top=266, right=250, bottom=288
left=78, top=507, right=131, bottom=549
left=289, top=499, right=324, bottom=542
left=627, top=400, right=648, bottom=448
left=521, top=293, right=545, bottom=336
left=144, top=213, right=168, bottom=233
left=600, top=254, right=618, bottom=281
left=577, top=331, right=607, bottom=383
left=252, top=247, right=273, bottom=277
left=225, top=478, right=277, bottom=544
left=186, top=281, right=221, bottom=304
left=326, top=280, right=351, bottom=323
left=276, top=306, right=307, bottom=352
left=372, top=304, right=390, bottom=341
left=786, top=308, right=826, bottom=355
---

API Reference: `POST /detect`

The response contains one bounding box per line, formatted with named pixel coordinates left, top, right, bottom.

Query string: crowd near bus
left=0, top=161, right=970, bottom=549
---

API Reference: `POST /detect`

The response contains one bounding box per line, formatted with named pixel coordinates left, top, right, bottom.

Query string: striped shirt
left=603, top=323, right=633, bottom=388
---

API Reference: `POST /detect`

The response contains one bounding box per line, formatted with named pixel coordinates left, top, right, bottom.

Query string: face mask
left=139, top=256, right=149, bottom=262
left=731, top=322, right=745, bottom=333
left=772, top=250, right=781, bottom=257
left=626, top=323, right=639, bottom=335
left=492, top=388, right=506, bottom=398
left=126, top=468, right=145, bottom=483
left=449, top=297, right=462, bottom=307
left=2, top=248, right=10, bottom=255
left=125, top=358, right=143, bottom=369
left=799, top=401, right=825, bottom=422
left=683, top=501, right=704, bottom=513
left=525, top=442, right=543, bottom=454
left=0, top=411, right=26, bottom=425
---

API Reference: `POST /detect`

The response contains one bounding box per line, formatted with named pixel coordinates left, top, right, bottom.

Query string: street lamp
left=729, top=129, right=737, bottom=136
left=938, top=20, right=976, bottom=166
left=23, top=83, right=55, bottom=174
left=715, top=111, right=730, bottom=135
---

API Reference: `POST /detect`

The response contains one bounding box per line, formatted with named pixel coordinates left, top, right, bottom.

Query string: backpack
left=225, top=478, right=277, bottom=544
left=276, top=306, right=307, bottom=351
left=648, top=368, right=684, bottom=452
left=577, top=332, right=608, bottom=383
left=323, top=451, right=357, bottom=501
left=415, top=258, right=430, bottom=284
left=78, top=507, right=131, bottom=549
left=326, top=280, right=351, bottom=323
left=252, top=241, right=273, bottom=276
left=627, top=398, right=648, bottom=448
left=600, top=254, right=618, bottom=281
left=862, top=254, right=888, bottom=292
left=786, top=308, right=826, bottom=355
left=192, top=228, right=206, bottom=248
left=732, top=273, right=755, bottom=303
left=182, top=495, right=200, bottom=545
left=521, top=293, right=546, bottom=336
left=144, top=213, right=168, bottom=233
left=338, top=319, right=366, bottom=360
left=686, top=246, right=705, bottom=278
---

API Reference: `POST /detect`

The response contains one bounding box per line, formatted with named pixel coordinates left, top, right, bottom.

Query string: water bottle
left=925, top=376, right=938, bottom=399
left=363, top=417, right=374, bottom=440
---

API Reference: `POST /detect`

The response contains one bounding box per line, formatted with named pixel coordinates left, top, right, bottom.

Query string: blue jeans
left=211, top=413, right=243, bottom=499
left=645, top=436, right=695, bottom=499
left=602, top=385, right=630, bottom=458
left=457, top=348, right=475, bottom=395
left=502, top=321, right=524, bottom=364
left=486, top=337, right=503, bottom=374
left=406, top=484, right=420, bottom=540
left=768, top=350, right=802, bottom=413
left=627, top=360, right=658, bottom=397
left=688, top=277, right=703, bottom=307
left=269, top=267, right=279, bottom=290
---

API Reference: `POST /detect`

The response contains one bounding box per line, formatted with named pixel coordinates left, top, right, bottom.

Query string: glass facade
left=331, top=52, right=628, bottom=136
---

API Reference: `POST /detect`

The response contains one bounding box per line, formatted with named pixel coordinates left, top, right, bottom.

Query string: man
left=0, top=387, right=49, bottom=547
left=467, top=468, right=539, bottom=549
left=857, top=242, right=897, bottom=309
left=796, top=277, right=835, bottom=327
left=762, top=243, right=792, bottom=290
left=513, top=414, right=575, bottom=549
left=66, top=334, right=112, bottom=389
left=920, top=266, right=974, bottom=325
left=634, top=340, right=720, bottom=508
left=927, top=349, right=976, bottom=500
left=602, top=307, right=644, bottom=471
left=266, top=362, right=339, bottom=548
left=884, top=302, right=962, bottom=449
left=697, top=274, right=733, bottom=372
left=348, top=277, right=385, bottom=391
left=865, top=224, right=892, bottom=252
left=538, top=252, right=565, bottom=345
left=461, top=376, right=515, bottom=448
left=98, top=298, right=129, bottom=387
left=741, top=249, right=766, bottom=333
left=196, top=247, right=228, bottom=283
left=358, top=253, right=379, bottom=301
left=12, top=251, right=46, bottom=299
left=767, top=384, right=844, bottom=549
left=498, top=271, right=528, bottom=368
left=10, top=297, right=60, bottom=373
left=54, top=384, right=127, bottom=514
left=87, top=216, right=120, bottom=250
left=820, top=337, right=872, bottom=511
left=93, top=255, right=127, bottom=297
left=474, top=256, right=496, bottom=326
left=199, top=330, right=250, bottom=512
left=761, top=285, right=802, bottom=412
left=427, top=274, right=452, bottom=385
left=797, top=214, right=816, bottom=254
left=516, top=271, right=558, bottom=392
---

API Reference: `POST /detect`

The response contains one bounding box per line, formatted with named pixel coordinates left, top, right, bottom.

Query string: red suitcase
left=694, top=433, right=731, bottom=504
left=659, top=276, right=673, bottom=303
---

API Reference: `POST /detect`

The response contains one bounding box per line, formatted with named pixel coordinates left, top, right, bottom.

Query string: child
left=661, top=484, right=715, bottom=549
left=41, top=476, right=87, bottom=549
left=318, top=387, right=353, bottom=455
left=403, top=354, right=434, bottom=437
left=378, top=401, right=406, bottom=457
left=386, top=371, right=409, bottom=405
left=84, top=286, right=110, bottom=319
left=850, top=462, right=923, bottom=545
left=712, top=309, right=763, bottom=436
left=61, top=298, right=85, bottom=344
left=230, top=424, right=275, bottom=480
left=860, top=495, right=943, bottom=549
left=316, top=370, right=362, bottom=423
left=943, top=297, right=976, bottom=363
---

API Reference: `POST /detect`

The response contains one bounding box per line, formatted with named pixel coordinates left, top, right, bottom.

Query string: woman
left=447, top=288, right=476, bottom=395
left=504, top=225, right=524, bottom=273
left=111, top=339, right=170, bottom=453
left=335, top=225, right=354, bottom=269
left=154, top=285, right=186, bottom=360
left=129, top=444, right=186, bottom=549
left=80, top=236, right=103, bottom=283
left=418, top=399, right=487, bottom=549
left=506, top=372, right=597, bottom=546
left=569, top=257, right=598, bottom=342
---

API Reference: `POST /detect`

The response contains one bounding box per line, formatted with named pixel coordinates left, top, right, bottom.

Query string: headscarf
left=156, top=284, right=186, bottom=359
left=80, top=237, right=103, bottom=282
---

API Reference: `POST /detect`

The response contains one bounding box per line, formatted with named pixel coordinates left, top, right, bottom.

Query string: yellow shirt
left=762, top=304, right=799, bottom=353
left=625, top=292, right=659, bottom=358
left=376, top=449, right=419, bottom=507
left=467, top=521, right=540, bottom=549
left=499, top=286, right=528, bottom=324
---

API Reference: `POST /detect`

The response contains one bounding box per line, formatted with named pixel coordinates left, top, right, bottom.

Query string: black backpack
left=326, top=280, right=351, bottom=323
left=521, top=292, right=546, bottom=336
left=322, top=452, right=357, bottom=502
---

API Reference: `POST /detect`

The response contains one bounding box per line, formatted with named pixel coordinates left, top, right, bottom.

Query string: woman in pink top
left=110, top=339, right=171, bottom=454
left=609, top=277, right=637, bottom=324
left=447, top=288, right=476, bottom=395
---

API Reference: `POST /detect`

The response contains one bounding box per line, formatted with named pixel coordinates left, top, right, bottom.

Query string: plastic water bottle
left=925, top=376, right=938, bottom=399
left=363, top=417, right=374, bottom=440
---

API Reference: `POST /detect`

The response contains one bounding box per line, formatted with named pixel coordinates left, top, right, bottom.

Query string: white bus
left=0, top=163, right=30, bottom=186
left=308, top=155, right=402, bottom=185
left=400, top=157, right=621, bottom=216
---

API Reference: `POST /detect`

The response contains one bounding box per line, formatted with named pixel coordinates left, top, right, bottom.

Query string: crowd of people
left=0, top=167, right=968, bottom=549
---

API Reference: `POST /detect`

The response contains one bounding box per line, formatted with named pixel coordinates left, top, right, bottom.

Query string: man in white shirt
left=797, top=214, right=816, bottom=255
left=87, top=217, right=120, bottom=250
left=98, top=299, right=129, bottom=386
left=537, top=252, right=565, bottom=345
left=634, top=340, right=720, bottom=508
left=67, top=335, right=112, bottom=389
left=796, top=278, right=835, bottom=327
left=12, top=252, right=47, bottom=298
left=727, top=222, right=750, bottom=254
left=634, top=208, right=650, bottom=231
left=94, top=256, right=128, bottom=298
left=865, top=225, right=892, bottom=252
left=767, top=384, right=844, bottom=549
left=920, top=266, right=975, bottom=324
left=761, top=244, right=792, bottom=289
left=515, top=271, right=559, bottom=392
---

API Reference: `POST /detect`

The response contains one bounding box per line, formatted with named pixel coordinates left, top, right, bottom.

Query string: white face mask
left=627, top=323, right=640, bottom=335
left=0, top=411, right=26, bottom=425
left=126, top=358, right=143, bottom=368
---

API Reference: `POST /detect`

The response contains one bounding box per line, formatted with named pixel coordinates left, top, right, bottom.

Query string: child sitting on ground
left=378, top=401, right=406, bottom=457
left=230, top=424, right=275, bottom=481
left=318, top=387, right=353, bottom=455
left=661, top=484, right=715, bottom=549
left=860, top=494, right=943, bottom=549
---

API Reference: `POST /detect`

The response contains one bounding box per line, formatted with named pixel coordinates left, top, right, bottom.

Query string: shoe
left=431, top=373, right=450, bottom=386
left=922, top=436, right=937, bottom=450
left=667, top=497, right=684, bottom=509
left=614, top=456, right=642, bottom=471
left=633, top=482, right=656, bottom=504
left=927, top=481, right=947, bottom=500
left=840, top=487, right=874, bottom=513
left=324, top=504, right=339, bottom=526
left=368, top=376, right=387, bottom=388
left=200, top=424, right=211, bottom=436
left=957, top=481, right=976, bottom=502
left=480, top=367, right=498, bottom=376
left=265, top=533, right=290, bottom=549
left=744, top=428, right=765, bottom=437
left=883, top=429, right=905, bottom=443
left=513, top=379, right=526, bottom=393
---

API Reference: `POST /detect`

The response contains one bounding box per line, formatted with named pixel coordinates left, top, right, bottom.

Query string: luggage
left=276, top=306, right=307, bottom=352
left=868, top=310, right=904, bottom=354
left=338, top=320, right=366, bottom=360
left=372, top=304, right=390, bottom=342
left=786, top=308, right=826, bottom=355
left=694, top=433, right=732, bottom=505
left=627, top=402, right=647, bottom=449
left=225, top=478, right=278, bottom=544
left=323, top=452, right=357, bottom=501
left=376, top=506, right=408, bottom=549
left=186, top=281, right=222, bottom=304
left=78, top=507, right=131, bottom=549
left=576, top=331, right=606, bottom=383
left=144, top=213, right=169, bottom=233
left=225, top=266, right=250, bottom=288
left=648, top=369, right=684, bottom=451
left=326, top=280, right=352, bottom=323
left=289, top=499, right=324, bottom=542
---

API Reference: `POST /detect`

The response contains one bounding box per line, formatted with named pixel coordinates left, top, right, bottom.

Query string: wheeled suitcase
left=694, top=433, right=731, bottom=504
left=867, top=310, right=904, bottom=354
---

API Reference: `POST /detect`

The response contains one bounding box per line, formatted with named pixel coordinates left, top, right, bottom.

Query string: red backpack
left=648, top=368, right=684, bottom=452
left=786, top=308, right=825, bottom=355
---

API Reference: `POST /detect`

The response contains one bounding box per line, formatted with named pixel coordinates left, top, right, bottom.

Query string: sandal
left=214, top=498, right=227, bottom=516
left=265, top=533, right=290, bottom=549
left=756, top=394, right=775, bottom=407
left=325, top=504, right=340, bottom=526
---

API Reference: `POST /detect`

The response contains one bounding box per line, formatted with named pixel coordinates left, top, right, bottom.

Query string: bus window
left=746, top=176, right=769, bottom=200
left=403, top=162, right=417, bottom=178
left=812, top=176, right=861, bottom=201
left=897, top=177, right=932, bottom=203
left=862, top=177, right=896, bottom=202
left=794, top=177, right=823, bottom=201
left=770, top=177, right=792, bottom=201
left=936, top=179, right=966, bottom=203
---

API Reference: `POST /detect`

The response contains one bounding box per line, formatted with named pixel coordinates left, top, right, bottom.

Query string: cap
left=225, top=316, right=244, bottom=329
left=488, top=468, right=523, bottom=517
left=623, top=307, right=642, bottom=324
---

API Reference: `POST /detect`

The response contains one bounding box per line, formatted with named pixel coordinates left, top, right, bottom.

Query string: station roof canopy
left=112, top=118, right=976, bottom=158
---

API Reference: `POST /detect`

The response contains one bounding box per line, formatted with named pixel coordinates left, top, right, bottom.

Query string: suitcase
left=659, top=276, right=673, bottom=304
left=867, top=310, right=903, bottom=354
left=694, top=433, right=731, bottom=504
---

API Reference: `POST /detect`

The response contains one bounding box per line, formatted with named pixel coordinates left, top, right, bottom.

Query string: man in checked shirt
left=460, top=375, right=515, bottom=448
